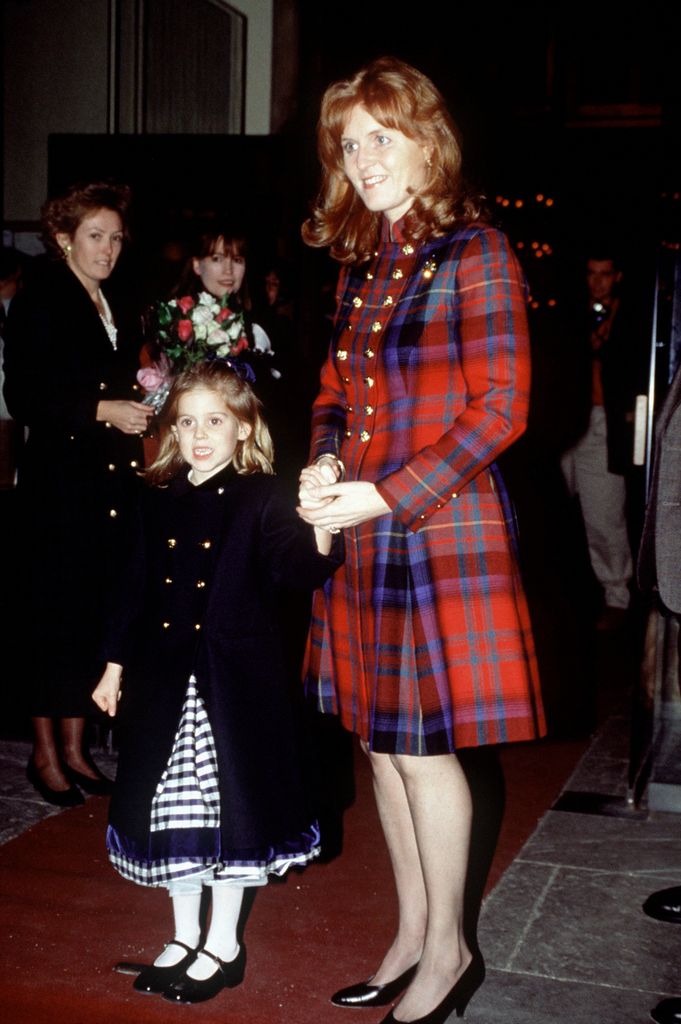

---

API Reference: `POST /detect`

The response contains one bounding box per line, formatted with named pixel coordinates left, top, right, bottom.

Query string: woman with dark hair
left=3, top=180, right=152, bottom=805
left=161, top=224, right=303, bottom=475
left=297, top=57, right=545, bottom=1023
left=170, top=224, right=276, bottom=373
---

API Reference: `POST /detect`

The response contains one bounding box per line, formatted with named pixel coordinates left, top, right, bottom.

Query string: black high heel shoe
left=132, top=941, right=199, bottom=994
left=378, top=954, right=485, bottom=1024
left=162, top=945, right=246, bottom=1004
left=331, top=963, right=418, bottom=1007
left=63, top=762, right=114, bottom=796
left=26, top=758, right=84, bottom=808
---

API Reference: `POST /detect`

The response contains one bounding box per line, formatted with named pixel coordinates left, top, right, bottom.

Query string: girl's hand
left=97, top=399, right=154, bottom=435
left=297, top=480, right=390, bottom=531
left=92, top=662, right=123, bottom=717
left=298, top=463, right=338, bottom=510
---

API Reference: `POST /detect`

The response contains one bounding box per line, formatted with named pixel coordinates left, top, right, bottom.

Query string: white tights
left=153, top=874, right=245, bottom=979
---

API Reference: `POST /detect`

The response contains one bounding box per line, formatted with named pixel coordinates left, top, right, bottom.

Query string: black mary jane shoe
left=132, top=941, right=199, bottom=995
left=26, top=758, right=84, bottom=808
left=162, top=945, right=246, bottom=1004
left=378, top=954, right=485, bottom=1024
left=63, top=762, right=115, bottom=797
left=331, top=964, right=418, bottom=1007
left=651, top=998, right=681, bottom=1024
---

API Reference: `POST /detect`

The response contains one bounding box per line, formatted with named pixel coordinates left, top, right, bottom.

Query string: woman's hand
left=92, top=662, right=123, bottom=717
left=297, top=479, right=390, bottom=531
left=97, top=399, right=154, bottom=435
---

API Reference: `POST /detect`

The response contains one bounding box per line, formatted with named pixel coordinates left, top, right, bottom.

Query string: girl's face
left=56, top=207, right=124, bottom=292
left=172, top=386, right=251, bottom=484
left=341, top=104, right=429, bottom=225
left=192, top=239, right=246, bottom=299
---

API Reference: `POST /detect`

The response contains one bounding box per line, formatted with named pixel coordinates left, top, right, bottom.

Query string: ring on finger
left=328, top=525, right=341, bottom=535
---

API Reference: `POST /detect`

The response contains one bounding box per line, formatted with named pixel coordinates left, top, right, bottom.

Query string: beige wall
left=4, top=0, right=111, bottom=222
left=3, top=0, right=288, bottom=224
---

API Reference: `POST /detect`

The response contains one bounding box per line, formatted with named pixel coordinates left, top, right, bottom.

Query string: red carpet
left=0, top=736, right=585, bottom=1024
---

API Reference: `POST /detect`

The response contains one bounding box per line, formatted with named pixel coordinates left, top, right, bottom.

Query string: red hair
left=302, top=57, right=485, bottom=264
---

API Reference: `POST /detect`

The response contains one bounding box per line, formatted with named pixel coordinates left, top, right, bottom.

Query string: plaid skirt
left=108, top=677, right=320, bottom=887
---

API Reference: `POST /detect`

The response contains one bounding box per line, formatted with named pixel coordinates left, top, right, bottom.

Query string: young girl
left=92, top=360, right=341, bottom=1005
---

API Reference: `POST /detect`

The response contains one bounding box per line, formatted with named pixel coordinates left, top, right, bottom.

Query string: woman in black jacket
left=3, top=180, right=152, bottom=805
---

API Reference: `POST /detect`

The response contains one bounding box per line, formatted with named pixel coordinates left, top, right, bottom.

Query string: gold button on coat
left=360, top=430, right=370, bottom=442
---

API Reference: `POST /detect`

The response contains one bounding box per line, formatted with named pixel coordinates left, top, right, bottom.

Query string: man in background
left=561, top=252, right=645, bottom=629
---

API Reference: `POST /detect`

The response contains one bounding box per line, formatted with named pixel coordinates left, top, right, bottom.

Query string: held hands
left=298, top=467, right=390, bottom=532
left=96, top=399, right=154, bottom=435
left=92, top=662, right=123, bottom=718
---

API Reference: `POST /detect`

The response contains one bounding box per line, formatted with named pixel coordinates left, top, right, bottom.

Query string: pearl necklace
left=97, top=290, right=118, bottom=351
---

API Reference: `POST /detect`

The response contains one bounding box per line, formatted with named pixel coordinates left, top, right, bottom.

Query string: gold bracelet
left=314, top=453, right=346, bottom=480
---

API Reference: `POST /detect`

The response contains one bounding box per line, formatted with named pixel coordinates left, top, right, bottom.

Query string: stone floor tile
left=465, top=969, right=672, bottom=1024
left=519, top=809, right=681, bottom=874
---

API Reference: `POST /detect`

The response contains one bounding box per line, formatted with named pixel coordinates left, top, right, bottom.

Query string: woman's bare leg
left=31, top=716, right=70, bottom=790
left=389, top=752, right=473, bottom=1021
left=366, top=746, right=427, bottom=984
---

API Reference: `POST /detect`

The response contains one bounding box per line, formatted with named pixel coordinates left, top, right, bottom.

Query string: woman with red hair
left=298, top=57, right=545, bottom=1024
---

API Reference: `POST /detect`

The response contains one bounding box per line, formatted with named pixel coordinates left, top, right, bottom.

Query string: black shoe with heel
left=132, top=940, right=198, bottom=995
left=162, top=945, right=246, bottom=1004
left=331, top=964, right=418, bottom=1007
left=26, top=757, right=84, bottom=807
left=378, top=954, right=485, bottom=1024
left=63, top=762, right=114, bottom=796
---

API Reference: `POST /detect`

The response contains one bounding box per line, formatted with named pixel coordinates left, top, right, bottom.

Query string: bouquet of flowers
left=137, top=291, right=251, bottom=411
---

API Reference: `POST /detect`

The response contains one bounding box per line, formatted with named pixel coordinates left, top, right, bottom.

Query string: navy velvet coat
left=103, top=465, right=342, bottom=854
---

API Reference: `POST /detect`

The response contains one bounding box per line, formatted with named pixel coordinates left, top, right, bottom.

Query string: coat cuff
left=376, top=460, right=460, bottom=533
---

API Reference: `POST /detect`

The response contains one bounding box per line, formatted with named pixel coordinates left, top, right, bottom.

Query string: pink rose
left=177, top=319, right=193, bottom=342
left=176, top=295, right=195, bottom=314
left=137, top=355, right=171, bottom=392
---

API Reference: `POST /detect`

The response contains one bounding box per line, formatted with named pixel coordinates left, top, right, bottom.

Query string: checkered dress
left=108, top=678, right=320, bottom=887
left=304, top=222, right=546, bottom=754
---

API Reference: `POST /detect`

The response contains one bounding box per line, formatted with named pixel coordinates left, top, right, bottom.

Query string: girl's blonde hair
left=302, top=56, right=485, bottom=265
left=146, top=361, right=274, bottom=485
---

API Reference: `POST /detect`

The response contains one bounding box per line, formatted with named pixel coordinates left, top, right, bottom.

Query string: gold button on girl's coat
left=353, top=297, right=363, bottom=308
left=360, top=430, right=370, bottom=442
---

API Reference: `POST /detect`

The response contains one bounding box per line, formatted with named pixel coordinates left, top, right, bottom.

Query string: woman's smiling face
left=192, top=239, right=246, bottom=300
left=341, top=104, right=429, bottom=225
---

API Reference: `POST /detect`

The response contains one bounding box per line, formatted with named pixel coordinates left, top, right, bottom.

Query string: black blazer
left=2, top=259, right=145, bottom=709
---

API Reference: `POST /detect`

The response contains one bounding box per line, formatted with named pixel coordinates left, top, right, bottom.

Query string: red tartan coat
left=304, top=221, right=546, bottom=754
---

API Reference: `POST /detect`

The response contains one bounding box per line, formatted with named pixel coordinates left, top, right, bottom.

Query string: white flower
left=192, top=305, right=214, bottom=326
left=206, top=328, right=225, bottom=348
left=194, top=323, right=208, bottom=341
left=227, top=320, right=243, bottom=341
left=216, top=342, right=233, bottom=357
left=198, top=291, right=214, bottom=307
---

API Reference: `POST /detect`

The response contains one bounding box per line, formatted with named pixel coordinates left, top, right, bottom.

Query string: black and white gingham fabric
left=108, top=676, right=320, bottom=888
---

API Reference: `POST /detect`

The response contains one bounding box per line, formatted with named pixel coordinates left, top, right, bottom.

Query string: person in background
left=3, top=180, right=152, bottom=805
left=561, top=252, right=646, bottom=630
left=0, top=246, right=25, bottom=487
left=637, top=361, right=681, bottom=1024
left=297, top=57, right=545, bottom=1024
